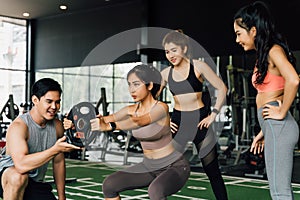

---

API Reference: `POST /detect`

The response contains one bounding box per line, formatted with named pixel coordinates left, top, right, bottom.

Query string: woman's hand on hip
left=262, top=100, right=285, bottom=120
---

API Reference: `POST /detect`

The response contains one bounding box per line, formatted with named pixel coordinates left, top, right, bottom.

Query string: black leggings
left=171, top=108, right=228, bottom=200
left=200, top=146, right=228, bottom=200
left=171, top=107, right=210, bottom=153
left=102, top=156, right=190, bottom=200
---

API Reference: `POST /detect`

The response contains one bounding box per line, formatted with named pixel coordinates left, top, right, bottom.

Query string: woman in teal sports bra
left=234, top=1, right=299, bottom=199
left=90, top=64, right=190, bottom=200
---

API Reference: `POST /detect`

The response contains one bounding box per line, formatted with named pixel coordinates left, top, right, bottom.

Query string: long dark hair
left=234, top=1, right=296, bottom=84
left=127, top=64, right=162, bottom=98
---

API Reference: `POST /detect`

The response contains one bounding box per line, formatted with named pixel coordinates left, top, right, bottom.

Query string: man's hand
left=54, top=136, right=81, bottom=153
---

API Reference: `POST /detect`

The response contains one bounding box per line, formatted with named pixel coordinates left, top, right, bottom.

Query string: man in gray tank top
left=0, top=78, right=81, bottom=200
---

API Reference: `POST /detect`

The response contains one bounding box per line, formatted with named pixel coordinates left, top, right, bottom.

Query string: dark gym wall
left=33, top=0, right=145, bottom=70
left=31, top=0, right=300, bottom=69
left=148, top=0, right=300, bottom=58
left=147, top=0, right=242, bottom=59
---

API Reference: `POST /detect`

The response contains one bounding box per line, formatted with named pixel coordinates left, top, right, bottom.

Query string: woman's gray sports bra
left=131, top=101, right=172, bottom=150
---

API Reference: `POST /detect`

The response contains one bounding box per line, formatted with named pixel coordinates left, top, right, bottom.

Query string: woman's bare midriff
left=143, top=142, right=175, bottom=159
left=256, top=90, right=283, bottom=109
left=173, top=92, right=205, bottom=111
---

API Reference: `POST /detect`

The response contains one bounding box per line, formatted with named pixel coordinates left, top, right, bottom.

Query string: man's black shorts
left=0, top=167, right=56, bottom=200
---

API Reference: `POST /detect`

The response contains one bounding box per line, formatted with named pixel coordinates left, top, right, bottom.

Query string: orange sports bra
left=252, top=69, right=285, bottom=93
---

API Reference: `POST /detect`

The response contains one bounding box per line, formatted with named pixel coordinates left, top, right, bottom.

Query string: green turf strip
left=44, top=159, right=300, bottom=200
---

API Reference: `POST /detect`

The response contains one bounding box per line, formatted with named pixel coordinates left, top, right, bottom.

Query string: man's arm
left=53, top=153, right=66, bottom=199
left=5, top=118, right=80, bottom=174
left=53, top=119, right=67, bottom=200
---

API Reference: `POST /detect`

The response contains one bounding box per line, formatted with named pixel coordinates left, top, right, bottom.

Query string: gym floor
left=45, top=150, right=300, bottom=200
left=45, top=158, right=300, bottom=200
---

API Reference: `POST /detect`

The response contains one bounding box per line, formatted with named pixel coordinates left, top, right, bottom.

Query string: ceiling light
left=22, top=12, right=30, bottom=17
left=60, top=5, right=68, bottom=10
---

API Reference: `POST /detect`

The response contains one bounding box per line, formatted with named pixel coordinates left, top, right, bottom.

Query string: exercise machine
left=0, top=94, right=19, bottom=139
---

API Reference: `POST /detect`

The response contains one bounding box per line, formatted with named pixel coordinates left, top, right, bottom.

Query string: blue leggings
left=258, top=101, right=299, bottom=200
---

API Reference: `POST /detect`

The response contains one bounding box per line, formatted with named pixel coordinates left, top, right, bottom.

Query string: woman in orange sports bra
left=251, top=68, right=285, bottom=93
left=234, top=1, right=299, bottom=199
left=90, top=64, right=190, bottom=200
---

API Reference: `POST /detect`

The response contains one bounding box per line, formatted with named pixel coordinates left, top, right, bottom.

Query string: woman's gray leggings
left=258, top=101, right=299, bottom=200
